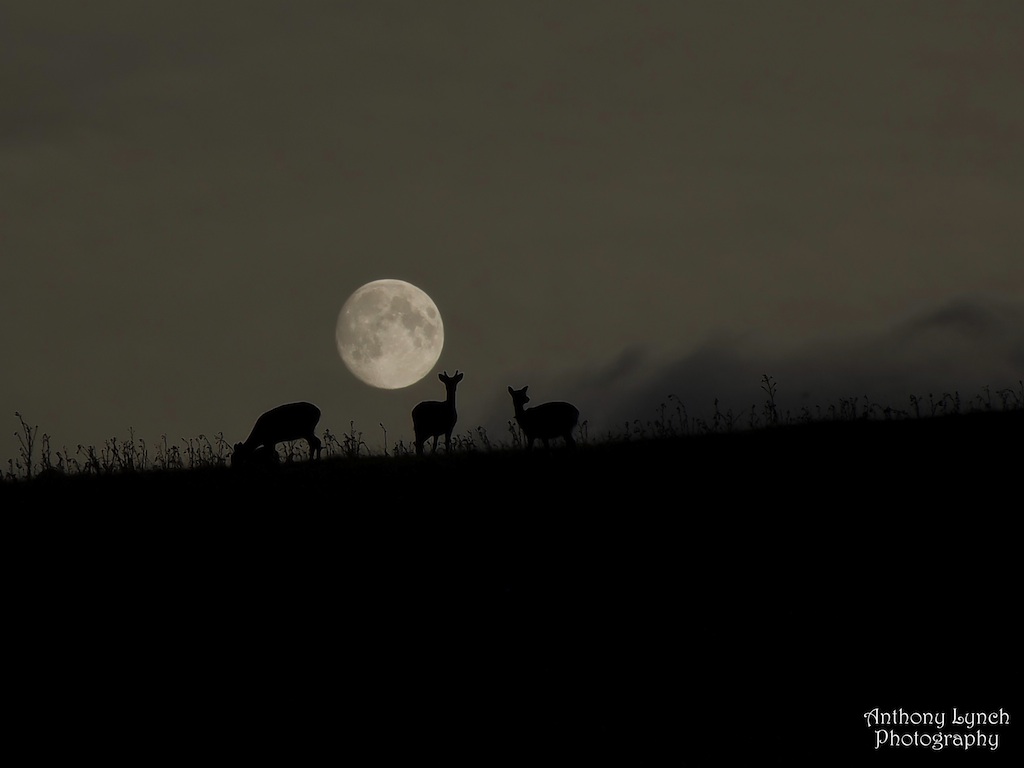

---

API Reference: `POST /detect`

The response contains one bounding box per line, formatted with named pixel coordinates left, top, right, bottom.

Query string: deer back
left=519, top=401, right=579, bottom=438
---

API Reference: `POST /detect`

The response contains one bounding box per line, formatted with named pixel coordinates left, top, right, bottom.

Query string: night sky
left=2, top=1, right=1022, bottom=463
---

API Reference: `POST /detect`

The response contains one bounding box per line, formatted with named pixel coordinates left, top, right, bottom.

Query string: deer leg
left=308, top=434, right=322, bottom=460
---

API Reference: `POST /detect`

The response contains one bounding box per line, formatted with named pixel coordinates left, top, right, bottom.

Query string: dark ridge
left=3, top=409, right=1020, bottom=762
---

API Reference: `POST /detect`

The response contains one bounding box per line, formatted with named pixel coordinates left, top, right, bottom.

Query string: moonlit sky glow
left=1, top=1, right=1022, bottom=460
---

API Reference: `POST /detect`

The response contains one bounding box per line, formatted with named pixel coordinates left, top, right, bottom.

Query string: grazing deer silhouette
left=412, top=370, right=463, bottom=455
left=232, top=401, right=322, bottom=466
left=508, top=385, right=579, bottom=450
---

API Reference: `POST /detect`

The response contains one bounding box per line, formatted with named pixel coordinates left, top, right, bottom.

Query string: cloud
left=561, top=293, right=1024, bottom=434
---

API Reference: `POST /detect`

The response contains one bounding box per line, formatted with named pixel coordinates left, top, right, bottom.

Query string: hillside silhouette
left=3, top=406, right=1021, bottom=762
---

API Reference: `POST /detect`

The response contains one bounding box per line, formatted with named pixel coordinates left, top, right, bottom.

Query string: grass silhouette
left=4, top=375, right=1021, bottom=485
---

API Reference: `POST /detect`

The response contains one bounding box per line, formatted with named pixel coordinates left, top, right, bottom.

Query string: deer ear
left=508, top=386, right=514, bottom=395
left=438, top=373, right=445, bottom=381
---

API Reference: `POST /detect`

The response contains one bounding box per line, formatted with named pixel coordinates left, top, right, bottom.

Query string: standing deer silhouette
left=508, top=385, right=579, bottom=450
left=232, top=401, right=322, bottom=466
left=412, top=370, right=463, bottom=455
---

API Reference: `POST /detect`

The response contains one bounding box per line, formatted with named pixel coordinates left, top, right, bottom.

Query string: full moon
left=336, top=279, right=444, bottom=389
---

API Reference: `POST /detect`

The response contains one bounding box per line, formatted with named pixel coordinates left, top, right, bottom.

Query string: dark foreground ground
left=3, top=409, right=1021, bottom=763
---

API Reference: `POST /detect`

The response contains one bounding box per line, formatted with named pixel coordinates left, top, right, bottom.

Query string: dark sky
left=2, top=1, right=1022, bottom=462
